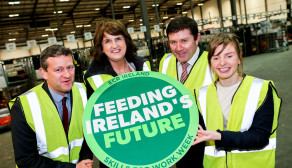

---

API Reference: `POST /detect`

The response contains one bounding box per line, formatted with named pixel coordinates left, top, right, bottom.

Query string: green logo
left=83, top=71, right=198, bottom=167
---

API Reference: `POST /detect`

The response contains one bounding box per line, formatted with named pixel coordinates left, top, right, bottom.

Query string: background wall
left=0, top=38, right=93, bottom=61
left=0, top=0, right=289, bottom=61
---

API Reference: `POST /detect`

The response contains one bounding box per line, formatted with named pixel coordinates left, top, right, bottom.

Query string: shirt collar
left=48, top=86, right=70, bottom=103
left=177, top=47, right=200, bottom=66
left=187, top=47, right=200, bottom=66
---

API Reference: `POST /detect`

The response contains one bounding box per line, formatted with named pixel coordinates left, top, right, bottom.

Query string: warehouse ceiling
left=0, top=0, right=208, bottom=49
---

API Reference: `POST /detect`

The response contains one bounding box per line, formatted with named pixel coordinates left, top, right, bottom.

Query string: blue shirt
left=48, top=87, right=71, bottom=122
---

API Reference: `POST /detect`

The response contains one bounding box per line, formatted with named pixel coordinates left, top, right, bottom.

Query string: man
left=159, top=17, right=214, bottom=168
left=10, top=45, right=93, bottom=168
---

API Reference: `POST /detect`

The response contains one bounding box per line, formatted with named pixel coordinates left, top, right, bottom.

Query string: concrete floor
left=0, top=46, right=291, bottom=167
left=243, top=46, right=292, bottom=167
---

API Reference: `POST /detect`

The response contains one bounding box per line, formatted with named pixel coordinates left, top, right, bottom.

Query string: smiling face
left=102, top=32, right=127, bottom=63
left=168, top=29, right=200, bottom=63
left=39, top=55, right=75, bottom=95
left=211, top=43, right=241, bottom=85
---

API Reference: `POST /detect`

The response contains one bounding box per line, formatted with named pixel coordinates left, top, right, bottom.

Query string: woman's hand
left=192, top=125, right=222, bottom=146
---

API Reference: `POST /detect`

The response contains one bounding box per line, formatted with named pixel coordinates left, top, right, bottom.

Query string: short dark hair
left=166, top=17, right=199, bottom=41
left=40, top=45, right=72, bottom=71
left=93, top=19, right=136, bottom=63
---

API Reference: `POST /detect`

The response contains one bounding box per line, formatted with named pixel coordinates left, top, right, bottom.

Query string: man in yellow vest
left=10, top=45, right=93, bottom=168
left=159, top=17, right=214, bottom=168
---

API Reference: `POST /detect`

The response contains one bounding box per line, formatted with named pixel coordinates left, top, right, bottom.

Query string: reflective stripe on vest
left=198, top=85, right=208, bottom=128
left=25, top=91, right=47, bottom=155
left=241, top=78, right=264, bottom=131
left=43, top=146, right=69, bottom=159
left=143, top=62, right=150, bottom=71
left=74, top=82, right=87, bottom=109
left=72, top=159, right=79, bottom=164
left=92, top=75, right=104, bottom=89
left=41, top=138, right=84, bottom=159
left=205, top=137, right=276, bottom=157
left=161, top=53, right=172, bottom=74
left=199, top=78, right=275, bottom=156
left=69, top=138, right=84, bottom=151
left=24, top=83, right=86, bottom=160
left=203, top=63, right=213, bottom=87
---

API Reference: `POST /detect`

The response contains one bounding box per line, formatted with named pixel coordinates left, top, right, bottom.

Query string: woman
left=84, top=19, right=151, bottom=98
left=193, top=33, right=281, bottom=168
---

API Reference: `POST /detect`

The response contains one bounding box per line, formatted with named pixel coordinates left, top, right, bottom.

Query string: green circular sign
left=83, top=71, right=198, bottom=167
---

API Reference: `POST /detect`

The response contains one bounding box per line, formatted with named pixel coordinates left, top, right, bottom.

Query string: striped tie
left=180, top=62, right=190, bottom=83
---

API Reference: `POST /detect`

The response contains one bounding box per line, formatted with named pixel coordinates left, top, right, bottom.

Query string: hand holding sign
left=83, top=71, right=199, bottom=168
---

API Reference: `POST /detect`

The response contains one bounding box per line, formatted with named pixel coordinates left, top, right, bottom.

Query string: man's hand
left=192, top=125, right=221, bottom=146
left=76, top=159, right=94, bottom=168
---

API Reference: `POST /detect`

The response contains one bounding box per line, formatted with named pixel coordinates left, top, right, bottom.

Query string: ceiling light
left=84, top=25, right=91, bottom=27
left=177, top=3, right=183, bottom=5
left=60, top=0, right=69, bottom=1
left=76, top=25, right=83, bottom=28
left=95, top=8, right=100, bottom=11
left=54, top=11, right=63, bottom=14
left=45, top=28, right=58, bottom=31
left=123, top=6, right=130, bottom=9
left=42, top=34, right=49, bottom=37
left=129, top=20, right=134, bottom=22
left=182, top=11, right=188, bottom=14
left=163, top=16, right=168, bottom=19
left=9, top=14, right=19, bottom=17
left=198, top=3, right=203, bottom=6
left=140, top=24, right=143, bottom=26
left=152, top=4, right=159, bottom=7
left=71, top=31, right=75, bottom=34
left=8, top=1, right=20, bottom=5
left=9, top=38, right=16, bottom=41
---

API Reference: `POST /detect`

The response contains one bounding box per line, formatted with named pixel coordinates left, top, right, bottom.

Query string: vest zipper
left=67, top=134, right=70, bottom=162
left=226, top=151, right=228, bottom=168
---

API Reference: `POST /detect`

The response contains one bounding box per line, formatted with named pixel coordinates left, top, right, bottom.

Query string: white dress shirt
left=177, top=47, right=200, bottom=81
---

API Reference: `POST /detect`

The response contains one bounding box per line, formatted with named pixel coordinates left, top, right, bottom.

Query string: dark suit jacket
left=10, top=82, right=92, bottom=168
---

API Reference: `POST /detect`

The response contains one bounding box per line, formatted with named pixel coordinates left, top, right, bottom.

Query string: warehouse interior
left=0, top=0, right=291, bottom=167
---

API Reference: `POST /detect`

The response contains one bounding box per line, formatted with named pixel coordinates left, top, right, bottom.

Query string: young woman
left=84, top=19, right=151, bottom=98
left=193, top=33, right=281, bottom=168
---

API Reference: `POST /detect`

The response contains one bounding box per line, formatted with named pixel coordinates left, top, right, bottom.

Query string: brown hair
left=93, top=19, right=136, bottom=63
left=166, top=17, right=199, bottom=41
left=208, top=33, right=243, bottom=76
left=40, top=45, right=72, bottom=71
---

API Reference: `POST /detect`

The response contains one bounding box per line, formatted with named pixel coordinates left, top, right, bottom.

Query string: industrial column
left=287, top=0, right=292, bottom=21
left=139, top=0, right=153, bottom=58
left=53, top=0, right=64, bottom=44
left=230, top=0, right=238, bottom=27
left=110, top=0, right=115, bottom=19
left=190, top=0, right=194, bottom=19
left=217, top=0, right=224, bottom=28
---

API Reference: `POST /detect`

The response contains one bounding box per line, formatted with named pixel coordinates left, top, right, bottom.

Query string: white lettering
left=127, top=96, right=141, bottom=109
left=105, top=101, right=116, bottom=114
left=162, top=86, right=177, bottom=98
